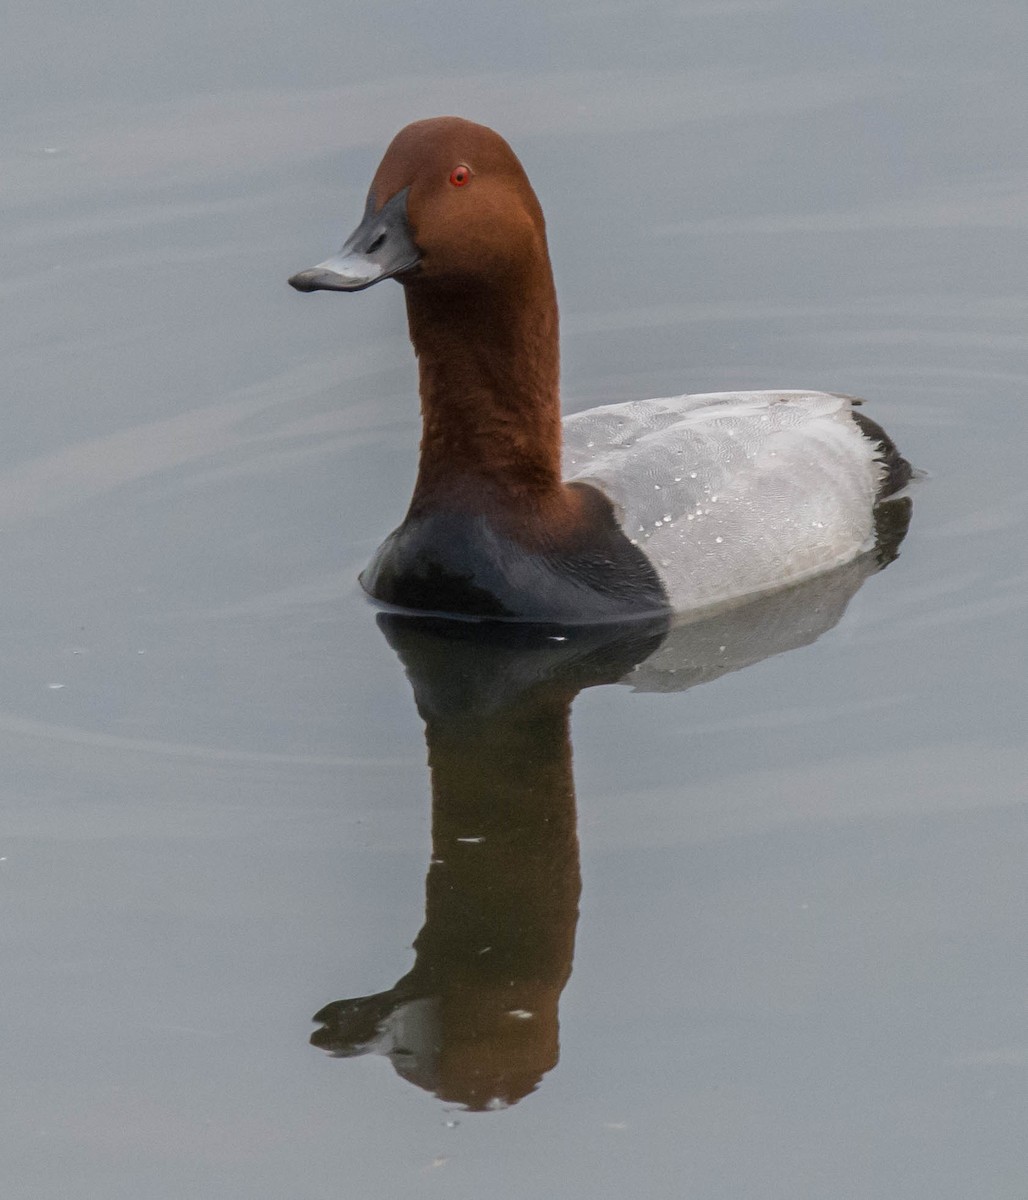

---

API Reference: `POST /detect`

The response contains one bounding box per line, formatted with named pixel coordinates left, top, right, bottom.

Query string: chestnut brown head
left=288, top=117, right=549, bottom=295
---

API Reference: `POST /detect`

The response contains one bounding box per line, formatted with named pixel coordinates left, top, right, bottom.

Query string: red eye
left=449, top=165, right=470, bottom=187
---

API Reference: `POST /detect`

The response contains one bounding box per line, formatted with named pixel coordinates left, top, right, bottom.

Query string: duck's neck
left=403, top=267, right=562, bottom=517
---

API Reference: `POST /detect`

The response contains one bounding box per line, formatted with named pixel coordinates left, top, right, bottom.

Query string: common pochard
left=289, top=117, right=911, bottom=623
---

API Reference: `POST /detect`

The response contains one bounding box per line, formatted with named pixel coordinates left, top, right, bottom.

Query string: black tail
left=851, top=410, right=914, bottom=499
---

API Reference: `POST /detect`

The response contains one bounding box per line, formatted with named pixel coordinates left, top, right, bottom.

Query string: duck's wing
left=562, top=391, right=884, bottom=612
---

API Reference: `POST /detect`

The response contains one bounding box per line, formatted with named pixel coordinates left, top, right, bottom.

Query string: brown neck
left=403, top=265, right=562, bottom=516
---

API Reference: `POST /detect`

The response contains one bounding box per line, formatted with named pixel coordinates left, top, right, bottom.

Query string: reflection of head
left=313, top=985, right=564, bottom=1111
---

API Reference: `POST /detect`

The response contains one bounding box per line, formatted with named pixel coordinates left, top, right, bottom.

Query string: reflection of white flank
left=623, top=546, right=889, bottom=693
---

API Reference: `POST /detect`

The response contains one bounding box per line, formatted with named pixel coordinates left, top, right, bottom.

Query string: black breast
left=359, top=483, right=669, bottom=623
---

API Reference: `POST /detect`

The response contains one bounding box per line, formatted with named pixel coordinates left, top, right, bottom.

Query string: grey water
left=3, top=1, right=1027, bottom=1197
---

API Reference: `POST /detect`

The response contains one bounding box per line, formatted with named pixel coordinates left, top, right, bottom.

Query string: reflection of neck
left=417, top=687, right=579, bottom=981
left=407, top=685, right=581, bottom=1108
left=404, top=271, right=563, bottom=516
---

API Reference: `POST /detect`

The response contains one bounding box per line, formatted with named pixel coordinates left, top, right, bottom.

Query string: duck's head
left=288, top=117, right=549, bottom=295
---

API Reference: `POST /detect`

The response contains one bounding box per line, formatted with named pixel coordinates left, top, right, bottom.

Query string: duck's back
left=563, top=390, right=887, bottom=613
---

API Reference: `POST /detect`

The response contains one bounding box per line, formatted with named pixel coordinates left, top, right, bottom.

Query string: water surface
left=3, top=2, right=1027, bottom=1197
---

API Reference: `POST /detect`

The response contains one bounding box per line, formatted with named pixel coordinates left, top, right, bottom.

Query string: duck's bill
left=288, top=186, right=418, bottom=293
left=287, top=252, right=390, bottom=292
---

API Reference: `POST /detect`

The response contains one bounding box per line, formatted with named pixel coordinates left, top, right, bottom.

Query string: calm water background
left=3, top=1, right=1027, bottom=1196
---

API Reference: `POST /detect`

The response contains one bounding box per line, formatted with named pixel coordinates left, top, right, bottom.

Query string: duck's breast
left=562, top=390, right=883, bottom=612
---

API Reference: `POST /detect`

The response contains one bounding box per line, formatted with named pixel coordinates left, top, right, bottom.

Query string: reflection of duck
left=290, top=116, right=911, bottom=623
left=311, top=500, right=911, bottom=1109
left=312, top=616, right=667, bottom=1110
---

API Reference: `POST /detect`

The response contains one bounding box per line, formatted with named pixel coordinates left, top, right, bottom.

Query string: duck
left=289, top=117, right=911, bottom=624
